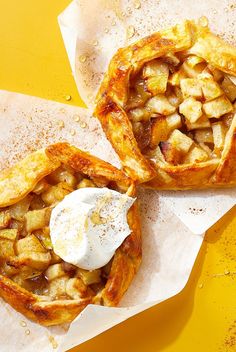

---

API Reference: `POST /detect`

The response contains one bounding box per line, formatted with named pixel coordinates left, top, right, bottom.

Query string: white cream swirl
left=50, top=187, right=135, bottom=270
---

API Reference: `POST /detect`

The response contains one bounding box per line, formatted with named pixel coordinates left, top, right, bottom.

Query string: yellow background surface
left=0, top=1, right=235, bottom=351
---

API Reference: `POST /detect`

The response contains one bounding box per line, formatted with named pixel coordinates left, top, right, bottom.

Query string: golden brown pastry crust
left=0, top=143, right=141, bottom=326
left=95, top=20, right=236, bottom=189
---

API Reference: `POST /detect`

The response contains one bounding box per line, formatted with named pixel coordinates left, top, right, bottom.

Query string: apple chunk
left=179, top=97, right=202, bottom=123
left=143, top=60, right=169, bottom=95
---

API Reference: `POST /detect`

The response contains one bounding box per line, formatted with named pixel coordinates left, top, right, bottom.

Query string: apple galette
left=0, top=143, right=141, bottom=326
left=95, top=19, right=236, bottom=189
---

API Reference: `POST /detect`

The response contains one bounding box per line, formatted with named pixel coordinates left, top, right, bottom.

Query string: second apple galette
left=95, top=19, right=236, bottom=189
left=0, top=143, right=141, bottom=326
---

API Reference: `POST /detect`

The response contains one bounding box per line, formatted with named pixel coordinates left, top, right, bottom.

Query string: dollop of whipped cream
left=50, top=187, right=135, bottom=270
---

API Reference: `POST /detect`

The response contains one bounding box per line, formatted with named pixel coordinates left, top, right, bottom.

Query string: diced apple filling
left=150, top=117, right=168, bottom=148
left=179, top=97, right=202, bottom=123
left=181, top=61, right=206, bottom=78
left=221, top=76, right=236, bottom=102
left=194, top=128, right=214, bottom=144
left=180, top=78, right=202, bottom=98
left=183, top=146, right=209, bottom=164
left=129, top=107, right=151, bottom=122
left=185, top=55, right=205, bottom=68
left=200, top=78, right=223, bottom=101
left=203, top=96, right=233, bottom=118
left=150, top=113, right=182, bottom=148
left=146, top=95, right=176, bottom=115
left=0, top=212, right=11, bottom=230
left=143, top=60, right=169, bottom=95
left=160, top=129, right=194, bottom=164
left=168, top=130, right=194, bottom=153
left=168, top=68, right=187, bottom=86
left=126, top=50, right=236, bottom=165
left=212, top=122, right=226, bottom=156
left=185, top=115, right=210, bottom=130
left=45, top=263, right=66, bottom=281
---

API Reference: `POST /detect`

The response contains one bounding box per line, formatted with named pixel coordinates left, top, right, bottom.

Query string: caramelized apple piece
left=0, top=211, right=11, bottom=229
left=221, top=76, right=236, bottom=102
left=200, top=78, right=223, bottom=101
left=168, top=68, right=187, bottom=86
left=166, top=112, right=182, bottom=130
left=16, top=235, right=47, bottom=254
left=194, top=128, right=214, bottom=144
left=33, top=180, right=50, bottom=195
left=0, top=229, right=18, bottom=241
left=163, top=53, right=180, bottom=67
left=185, top=55, right=205, bottom=68
left=168, top=129, right=194, bottom=154
left=135, top=78, right=152, bottom=103
left=34, top=227, right=52, bottom=250
left=76, top=268, right=101, bottom=285
left=25, top=208, right=51, bottom=232
left=48, top=276, right=69, bottom=299
left=17, top=252, right=51, bottom=271
left=0, top=240, right=15, bottom=259
left=77, top=179, right=96, bottom=189
left=126, top=88, right=144, bottom=110
left=66, top=278, right=88, bottom=299
left=146, top=95, right=175, bottom=115
left=15, top=235, right=50, bottom=270
left=207, top=65, right=224, bottom=82
left=9, top=195, right=32, bottom=221
left=167, top=92, right=182, bottom=107
left=199, top=142, right=213, bottom=156
left=185, top=115, right=210, bottom=130
left=203, top=96, right=233, bottom=118
left=143, top=60, right=169, bottom=94
left=45, top=263, right=66, bottom=281
left=179, top=97, right=202, bottom=123
left=183, top=146, right=209, bottom=164
left=41, top=183, right=72, bottom=206
left=160, top=142, right=181, bottom=165
left=129, top=107, right=151, bottom=122
left=132, top=120, right=152, bottom=151
left=182, top=60, right=206, bottom=78
left=212, top=122, right=226, bottom=156
left=160, top=129, right=194, bottom=164
left=47, top=167, right=77, bottom=189
left=150, top=117, right=168, bottom=148
left=180, top=78, right=202, bottom=98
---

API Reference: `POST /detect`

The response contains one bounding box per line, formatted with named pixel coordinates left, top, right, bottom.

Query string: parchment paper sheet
left=0, top=90, right=203, bottom=352
left=58, top=0, right=236, bottom=234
